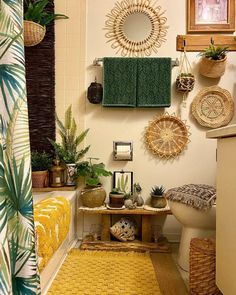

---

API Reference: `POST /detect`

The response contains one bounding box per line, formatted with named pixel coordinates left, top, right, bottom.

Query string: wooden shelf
left=80, top=238, right=171, bottom=253
left=176, top=34, right=236, bottom=52
left=32, top=186, right=76, bottom=192
left=78, top=207, right=171, bottom=215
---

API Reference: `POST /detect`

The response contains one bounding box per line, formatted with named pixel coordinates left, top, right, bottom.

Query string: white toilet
left=169, top=200, right=216, bottom=272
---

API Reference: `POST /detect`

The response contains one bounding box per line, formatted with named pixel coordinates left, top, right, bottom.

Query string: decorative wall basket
left=145, top=113, right=191, bottom=159
left=24, top=20, right=46, bottom=47
left=104, top=0, right=168, bottom=57
left=199, top=57, right=227, bottom=78
left=191, top=86, right=234, bottom=128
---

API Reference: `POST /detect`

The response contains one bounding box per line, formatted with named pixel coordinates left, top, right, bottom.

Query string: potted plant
left=199, top=44, right=228, bottom=78
left=77, top=158, right=112, bottom=208
left=48, top=105, right=90, bottom=186
left=109, top=188, right=125, bottom=208
left=150, top=185, right=167, bottom=208
left=24, top=0, right=68, bottom=46
left=31, top=151, right=52, bottom=188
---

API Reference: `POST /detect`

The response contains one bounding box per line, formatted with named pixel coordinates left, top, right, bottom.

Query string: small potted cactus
left=109, top=188, right=125, bottom=208
left=150, top=185, right=167, bottom=208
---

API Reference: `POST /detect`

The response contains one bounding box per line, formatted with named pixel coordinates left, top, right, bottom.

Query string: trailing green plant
left=24, top=0, right=68, bottom=27
left=199, top=44, right=228, bottom=61
left=31, top=151, right=52, bottom=171
left=151, top=185, right=165, bottom=196
left=77, top=157, right=112, bottom=186
left=48, top=105, right=90, bottom=164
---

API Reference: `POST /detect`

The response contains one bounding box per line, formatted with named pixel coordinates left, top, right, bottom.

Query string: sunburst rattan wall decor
left=104, top=0, right=168, bottom=57
left=145, top=113, right=191, bottom=159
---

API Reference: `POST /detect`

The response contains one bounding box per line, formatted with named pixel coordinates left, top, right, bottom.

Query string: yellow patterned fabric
left=48, top=250, right=162, bottom=295
left=34, top=196, right=70, bottom=271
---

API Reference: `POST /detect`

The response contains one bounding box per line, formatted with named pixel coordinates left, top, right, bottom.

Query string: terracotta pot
left=32, top=170, right=48, bottom=188
left=151, top=195, right=167, bottom=208
left=109, top=193, right=124, bottom=208
left=199, top=57, right=227, bottom=78
left=80, top=186, right=106, bottom=208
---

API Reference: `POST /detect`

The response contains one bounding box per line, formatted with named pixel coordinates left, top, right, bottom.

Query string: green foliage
left=179, top=73, right=194, bottom=77
left=151, top=185, right=165, bottom=196
left=199, top=44, right=228, bottom=61
left=24, top=0, right=68, bottom=27
left=134, top=182, right=142, bottom=193
left=110, top=188, right=124, bottom=194
left=77, top=157, right=112, bottom=186
left=49, top=105, right=90, bottom=164
left=31, top=151, right=52, bottom=171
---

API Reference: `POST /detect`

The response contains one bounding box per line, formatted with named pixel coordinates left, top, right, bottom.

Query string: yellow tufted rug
left=48, top=249, right=162, bottom=295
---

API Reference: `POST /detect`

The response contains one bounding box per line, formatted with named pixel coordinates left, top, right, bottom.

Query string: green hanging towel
left=103, top=57, right=137, bottom=107
left=137, top=58, right=172, bottom=107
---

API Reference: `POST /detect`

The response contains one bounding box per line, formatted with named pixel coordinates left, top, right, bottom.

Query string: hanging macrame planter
left=176, top=47, right=195, bottom=107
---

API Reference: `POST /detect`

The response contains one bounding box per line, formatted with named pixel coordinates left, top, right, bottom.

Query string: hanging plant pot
left=176, top=73, right=195, bottom=92
left=24, top=20, right=46, bottom=47
left=199, top=57, right=227, bottom=78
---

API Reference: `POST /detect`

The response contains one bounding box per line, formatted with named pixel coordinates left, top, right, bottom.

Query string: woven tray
left=145, top=113, right=191, bottom=159
left=191, top=86, right=234, bottom=128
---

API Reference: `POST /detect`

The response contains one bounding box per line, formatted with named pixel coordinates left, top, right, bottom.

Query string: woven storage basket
left=24, top=20, right=46, bottom=47
left=189, top=238, right=222, bottom=295
left=199, top=57, right=226, bottom=78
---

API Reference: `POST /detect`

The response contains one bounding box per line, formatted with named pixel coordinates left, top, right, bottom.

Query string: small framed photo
left=187, top=0, right=235, bottom=33
left=113, top=171, right=133, bottom=193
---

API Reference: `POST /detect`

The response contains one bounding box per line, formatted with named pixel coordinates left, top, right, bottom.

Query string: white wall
left=55, top=0, right=236, bottom=241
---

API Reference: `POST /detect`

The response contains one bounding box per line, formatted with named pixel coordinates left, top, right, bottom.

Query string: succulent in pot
left=77, top=158, right=112, bottom=208
left=198, top=44, right=228, bottom=78
left=150, top=185, right=167, bottom=208
left=176, top=73, right=195, bottom=92
left=31, top=151, right=52, bottom=188
left=109, top=188, right=125, bottom=208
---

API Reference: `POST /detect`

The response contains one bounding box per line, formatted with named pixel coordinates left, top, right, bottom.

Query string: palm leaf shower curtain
left=0, top=0, right=40, bottom=294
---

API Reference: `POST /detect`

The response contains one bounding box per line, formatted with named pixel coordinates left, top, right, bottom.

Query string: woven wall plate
left=191, top=86, right=234, bottom=128
left=145, top=113, right=191, bottom=159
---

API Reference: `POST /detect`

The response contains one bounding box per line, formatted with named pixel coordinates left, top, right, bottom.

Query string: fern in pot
left=77, top=158, right=112, bottom=208
left=31, top=151, right=52, bottom=188
left=199, top=43, right=228, bottom=78
left=150, top=186, right=167, bottom=208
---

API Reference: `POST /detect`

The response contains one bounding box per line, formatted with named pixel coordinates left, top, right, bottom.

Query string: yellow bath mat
left=48, top=250, right=162, bottom=295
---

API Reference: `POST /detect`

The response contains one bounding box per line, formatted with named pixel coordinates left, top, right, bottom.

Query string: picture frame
left=187, top=0, right=235, bottom=33
left=113, top=171, right=133, bottom=194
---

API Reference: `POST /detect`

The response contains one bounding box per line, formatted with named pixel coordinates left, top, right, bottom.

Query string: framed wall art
left=187, top=0, right=235, bottom=33
left=113, top=171, right=133, bottom=194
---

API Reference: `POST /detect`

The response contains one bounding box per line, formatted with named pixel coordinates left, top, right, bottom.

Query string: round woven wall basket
left=191, top=86, right=234, bottom=128
left=145, top=113, right=191, bottom=159
left=24, top=20, right=46, bottom=47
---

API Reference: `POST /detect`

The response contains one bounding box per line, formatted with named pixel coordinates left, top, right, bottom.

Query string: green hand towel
left=103, top=58, right=137, bottom=107
left=137, top=58, right=172, bottom=107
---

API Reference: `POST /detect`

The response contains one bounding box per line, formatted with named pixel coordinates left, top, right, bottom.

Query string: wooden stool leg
left=101, top=214, right=111, bottom=241
left=142, top=215, right=151, bottom=242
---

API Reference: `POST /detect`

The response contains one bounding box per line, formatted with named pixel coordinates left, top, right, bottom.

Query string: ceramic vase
left=65, top=163, right=76, bottom=186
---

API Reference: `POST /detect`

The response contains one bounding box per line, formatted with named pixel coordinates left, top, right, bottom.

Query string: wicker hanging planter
left=24, top=20, right=46, bottom=47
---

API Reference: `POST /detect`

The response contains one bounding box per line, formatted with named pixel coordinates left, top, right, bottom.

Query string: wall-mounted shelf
left=177, top=35, right=236, bottom=52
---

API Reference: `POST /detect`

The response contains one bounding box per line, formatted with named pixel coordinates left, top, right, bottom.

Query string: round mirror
left=123, top=12, right=152, bottom=42
left=104, top=0, right=168, bottom=57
